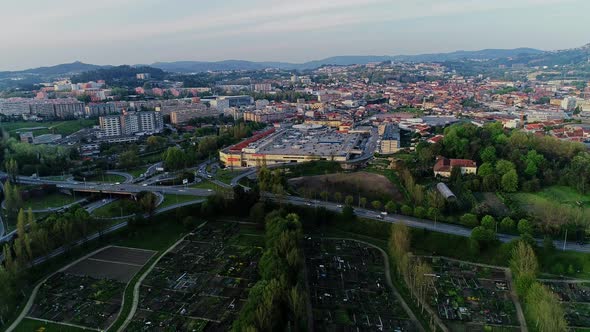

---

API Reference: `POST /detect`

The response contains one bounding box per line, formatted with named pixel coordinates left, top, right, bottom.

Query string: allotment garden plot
left=543, top=281, right=590, bottom=328
left=127, top=222, right=263, bottom=331
left=305, top=238, right=416, bottom=331
left=27, top=246, right=155, bottom=331
left=421, top=257, right=522, bottom=331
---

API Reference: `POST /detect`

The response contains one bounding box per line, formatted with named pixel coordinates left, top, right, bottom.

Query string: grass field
left=14, top=318, right=93, bottom=332
left=24, top=193, right=79, bottom=211
left=0, top=119, right=97, bottom=137
left=126, top=166, right=148, bottom=179
left=91, top=200, right=142, bottom=218
left=85, top=174, right=126, bottom=183
left=215, top=168, right=244, bottom=184
left=159, top=194, right=204, bottom=209
left=189, top=180, right=222, bottom=190
left=512, top=186, right=590, bottom=210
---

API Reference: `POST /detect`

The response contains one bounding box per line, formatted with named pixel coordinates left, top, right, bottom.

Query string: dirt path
left=323, top=237, right=426, bottom=332
left=421, top=255, right=528, bottom=332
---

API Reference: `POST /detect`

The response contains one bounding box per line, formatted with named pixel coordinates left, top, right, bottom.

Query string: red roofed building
left=434, top=156, right=477, bottom=178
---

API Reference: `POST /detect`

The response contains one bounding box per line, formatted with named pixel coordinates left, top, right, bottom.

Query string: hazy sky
left=1, top=0, right=589, bottom=70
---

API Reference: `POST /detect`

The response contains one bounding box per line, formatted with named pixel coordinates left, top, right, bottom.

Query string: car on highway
left=336, top=204, right=343, bottom=208
left=142, top=184, right=148, bottom=187
left=115, top=182, right=121, bottom=185
left=381, top=211, right=388, bottom=216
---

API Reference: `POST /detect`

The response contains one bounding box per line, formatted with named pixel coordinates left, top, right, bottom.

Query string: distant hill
left=148, top=49, right=545, bottom=72
left=70, top=65, right=166, bottom=84
left=3, top=44, right=589, bottom=80
left=0, top=61, right=109, bottom=78
left=391, top=48, right=544, bottom=63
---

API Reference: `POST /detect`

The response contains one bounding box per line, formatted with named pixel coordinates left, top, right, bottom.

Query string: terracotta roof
left=434, top=156, right=476, bottom=172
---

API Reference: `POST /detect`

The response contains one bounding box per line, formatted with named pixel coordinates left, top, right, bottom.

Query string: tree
left=385, top=201, right=398, bottom=214
left=510, top=241, right=538, bottom=295
left=523, top=150, right=545, bottom=178
left=249, top=202, right=266, bottom=224
left=496, top=159, right=515, bottom=176
left=524, top=283, right=568, bottom=332
left=334, top=192, right=342, bottom=203
left=118, top=150, right=140, bottom=169
left=518, top=219, right=533, bottom=235
left=319, top=191, right=328, bottom=202
left=162, top=147, right=186, bottom=170
left=4, top=159, right=18, bottom=183
left=501, top=169, right=518, bottom=192
left=471, top=226, right=497, bottom=246
left=477, top=162, right=495, bottom=177
left=460, top=213, right=479, bottom=227
left=15, top=208, right=28, bottom=264
left=139, top=192, right=158, bottom=216
left=389, top=223, right=410, bottom=277
left=400, top=205, right=413, bottom=216
left=480, top=146, right=497, bottom=164
left=344, top=195, right=354, bottom=206
left=481, top=215, right=496, bottom=231
left=359, top=197, right=367, bottom=208
left=414, top=206, right=426, bottom=219
left=371, top=200, right=382, bottom=210
left=500, top=217, right=515, bottom=232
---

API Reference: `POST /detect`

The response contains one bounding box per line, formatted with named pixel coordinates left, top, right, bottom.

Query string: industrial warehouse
left=219, top=124, right=377, bottom=168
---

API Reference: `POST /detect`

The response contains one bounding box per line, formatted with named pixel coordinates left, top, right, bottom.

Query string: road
left=18, top=178, right=215, bottom=197
left=105, top=170, right=133, bottom=183
left=271, top=194, right=590, bottom=254
left=4, top=168, right=590, bottom=254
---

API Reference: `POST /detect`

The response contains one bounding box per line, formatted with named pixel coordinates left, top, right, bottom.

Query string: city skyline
left=1, top=0, right=589, bottom=70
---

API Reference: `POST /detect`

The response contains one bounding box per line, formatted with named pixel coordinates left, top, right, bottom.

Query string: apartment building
left=99, top=111, right=163, bottom=137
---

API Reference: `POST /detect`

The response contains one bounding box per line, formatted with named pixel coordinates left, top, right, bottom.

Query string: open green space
left=189, top=180, right=223, bottom=190
left=215, top=168, right=244, bottom=184
left=159, top=194, right=204, bottom=209
left=91, top=199, right=143, bottom=218
left=126, top=166, right=148, bottom=179
left=0, top=119, right=97, bottom=137
left=288, top=171, right=404, bottom=204
left=14, top=318, right=93, bottom=332
left=512, top=185, right=590, bottom=210
left=85, top=174, right=126, bottom=183
left=24, top=193, right=79, bottom=211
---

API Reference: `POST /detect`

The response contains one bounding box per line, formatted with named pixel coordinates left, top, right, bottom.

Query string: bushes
left=460, top=213, right=479, bottom=227
left=400, top=205, right=413, bottom=216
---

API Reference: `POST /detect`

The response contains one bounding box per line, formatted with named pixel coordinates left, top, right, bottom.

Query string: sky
left=1, top=0, right=589, bottom=70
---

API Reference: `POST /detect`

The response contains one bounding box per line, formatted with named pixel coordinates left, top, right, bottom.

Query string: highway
left=17, top=177, right=215, bottom=197
left=3, top=166, right=590, bottom=254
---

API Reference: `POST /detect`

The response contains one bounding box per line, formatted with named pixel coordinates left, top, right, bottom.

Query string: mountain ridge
left=2, top=44, right=589, bottom=78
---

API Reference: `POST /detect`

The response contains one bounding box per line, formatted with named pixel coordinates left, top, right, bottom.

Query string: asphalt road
left=270, top=194, right=590, bottom=254
left=4, top=170, right=590, bottom=254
